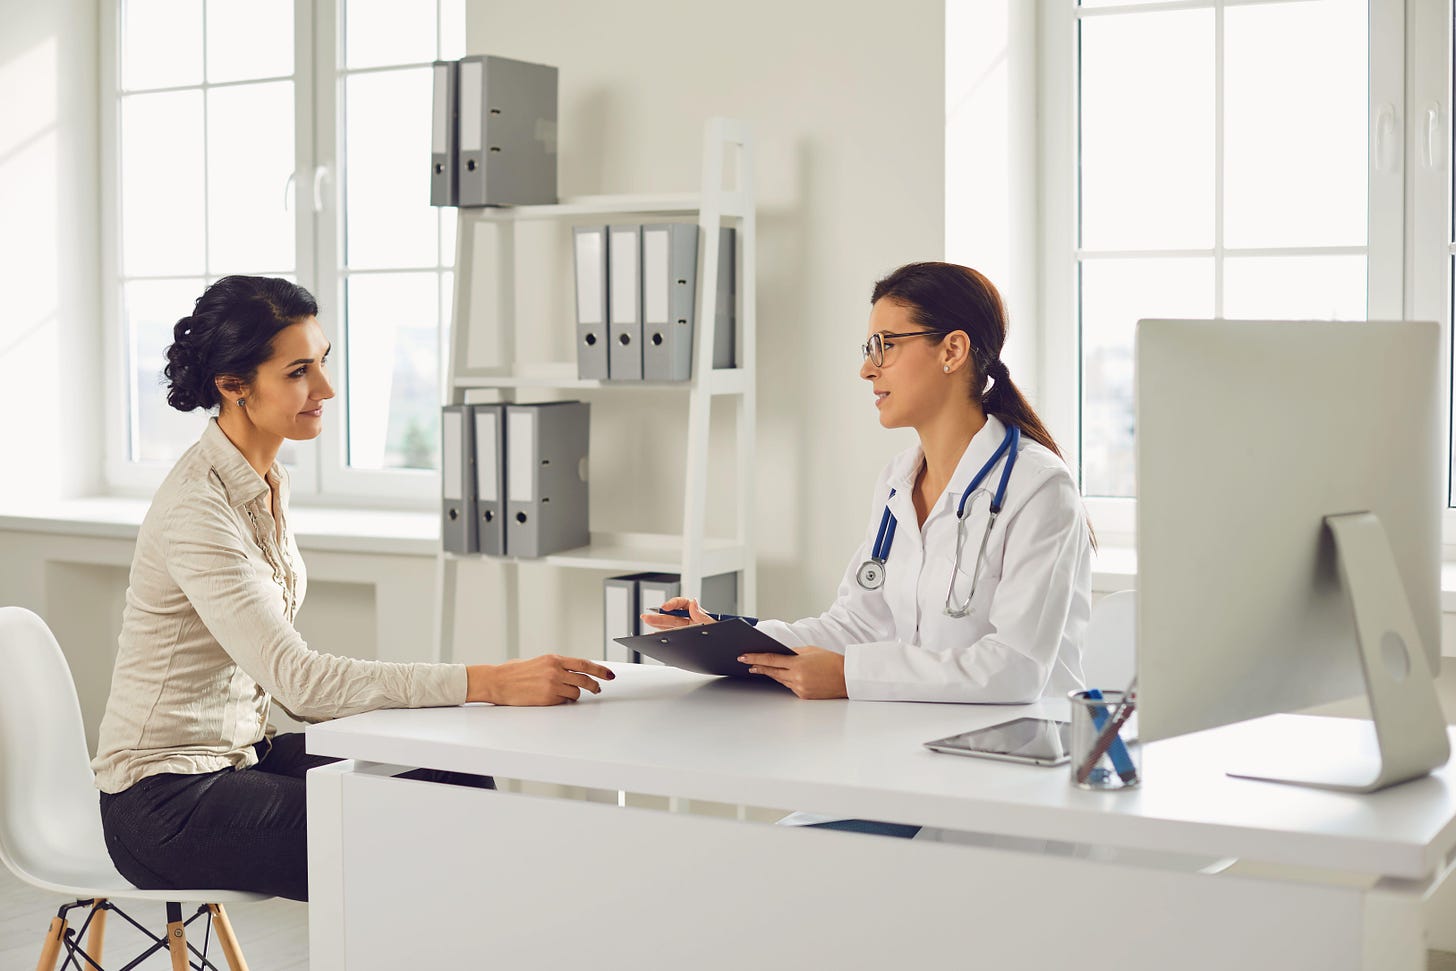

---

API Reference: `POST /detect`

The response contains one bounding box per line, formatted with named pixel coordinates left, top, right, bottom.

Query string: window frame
left=1037, top=0, right=1422, bottom=548
left=100, top=0, right=448, bottom=508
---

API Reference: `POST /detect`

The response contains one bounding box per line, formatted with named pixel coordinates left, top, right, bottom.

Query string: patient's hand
left=466, top=655, right=614, bottom=706
left=640, top=597, right=717, bottom=631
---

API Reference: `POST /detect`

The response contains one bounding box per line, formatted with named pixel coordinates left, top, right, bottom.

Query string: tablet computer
left=924, top=717, right=1072, bottom=766
left=613, top=619, right=795, bottom=678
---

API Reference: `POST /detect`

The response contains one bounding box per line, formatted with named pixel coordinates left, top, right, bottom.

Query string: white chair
left=1082, top=588, right=1137, bottom=694
left=0, top=606, right=263, bottom=971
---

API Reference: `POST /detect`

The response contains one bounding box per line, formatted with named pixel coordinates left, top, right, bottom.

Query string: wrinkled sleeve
left=843, top=471, right=1088, bottom=703
left=165, top=492, right=467, bottom=721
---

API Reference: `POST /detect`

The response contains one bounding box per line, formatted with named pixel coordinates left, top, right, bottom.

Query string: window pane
left=126, top=278, right=210, bottom=464
left=1224, top=0, right=1367, bottom=248
left=345, top=272, right=441, bottom=470
left=207, top=81, right=295, bottom=273
left=1223, top=255, right=1367, bottom=320
left=344, top=68, right=437, bottom=269
left=345, top=0, right=437, bottom=70
left=121, top=0, right=202, bottom=91
left=206, top=0, right=294, bottom=83
left=1080, top=257, right=1214, bottom=497
left=1080, top=9, right=1214, bottom=250
left=121, top=91, right=206, bottom=276
left=439, top=0, right=466, bottom=60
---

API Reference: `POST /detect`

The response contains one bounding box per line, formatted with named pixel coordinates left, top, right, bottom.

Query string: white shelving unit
left=435, top=118, right=757, bottom=664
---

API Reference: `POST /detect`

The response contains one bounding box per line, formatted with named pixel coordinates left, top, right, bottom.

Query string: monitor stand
left=1225, top=512, right=1451, bottom=793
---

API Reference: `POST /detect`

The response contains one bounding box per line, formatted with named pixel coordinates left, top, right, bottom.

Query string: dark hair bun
left=164, top=316, right=215, bottom=412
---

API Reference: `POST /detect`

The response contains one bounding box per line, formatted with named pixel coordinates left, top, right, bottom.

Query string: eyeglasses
left=860, top=330, right=945, bottom=368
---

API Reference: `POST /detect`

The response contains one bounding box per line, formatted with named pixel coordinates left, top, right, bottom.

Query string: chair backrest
left=0, top=606, right=111, bottom=881
left=1082, top=590, right=1137, bottom=693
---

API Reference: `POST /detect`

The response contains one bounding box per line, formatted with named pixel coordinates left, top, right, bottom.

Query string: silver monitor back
left=1136, top=319, right=1441, bottom=744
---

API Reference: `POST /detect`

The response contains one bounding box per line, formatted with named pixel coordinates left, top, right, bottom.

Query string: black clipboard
left=613, top=619, right=795, bottom=678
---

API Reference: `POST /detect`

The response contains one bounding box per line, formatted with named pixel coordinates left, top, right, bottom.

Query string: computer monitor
left=1135, top=319, right=1448, bottom=792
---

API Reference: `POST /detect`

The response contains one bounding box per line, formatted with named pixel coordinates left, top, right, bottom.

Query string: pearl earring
left=943, top=365, right=950, bottom=373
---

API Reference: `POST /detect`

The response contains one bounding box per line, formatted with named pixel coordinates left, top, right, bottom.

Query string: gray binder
left=456, top=55, right=559, bottom=207
left=602, top=575, right=639, bottom=663
left=474, top=403, right=507, bottom=556
left=505, top=401, right=590, bottom=558
left=606, top=225, right=642, bottom=381
left=641, top=225, right=737, bottom=381
left=632, top=571, right=740, bottom=664
left=441, top=405, right=478, bottom=554
left=429, top=60, right=459, bottom=207
left=573, top=226, right=610, bottom=380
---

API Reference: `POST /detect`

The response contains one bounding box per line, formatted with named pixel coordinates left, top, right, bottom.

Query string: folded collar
left=199, top=418, right=280, bottom=507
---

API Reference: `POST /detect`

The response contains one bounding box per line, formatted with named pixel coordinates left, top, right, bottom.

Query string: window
left=1011, top=0, right=1436, bottom=541
left=1069, top=0, right=1375, bottom=501
left=104, top=0, right=463, bottom=501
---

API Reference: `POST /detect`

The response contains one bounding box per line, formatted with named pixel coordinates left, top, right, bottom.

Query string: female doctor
left=646, top=261, right=1091, bottom=703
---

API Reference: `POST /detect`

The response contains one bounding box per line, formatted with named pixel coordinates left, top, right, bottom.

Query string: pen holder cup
left=1068, top=690, right=1141, bottom=791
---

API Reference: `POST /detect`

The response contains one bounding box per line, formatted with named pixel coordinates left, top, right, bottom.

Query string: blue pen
left=1084, top=688, right=1138, bottom=784
left=656, top=608, right=760, bottom=626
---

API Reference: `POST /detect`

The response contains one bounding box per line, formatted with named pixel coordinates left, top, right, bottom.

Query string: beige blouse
left=92, top=419, right=466, bottom=793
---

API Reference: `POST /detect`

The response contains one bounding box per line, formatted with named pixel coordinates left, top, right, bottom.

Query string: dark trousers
left=99, top=733, right=494, bottom=902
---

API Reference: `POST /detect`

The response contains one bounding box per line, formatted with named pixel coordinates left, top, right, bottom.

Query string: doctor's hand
left=738, top=646, right=848, bottom=700
left=466, top=655, right=614, bottom=706
left=640, top=597, right=717, bottom=631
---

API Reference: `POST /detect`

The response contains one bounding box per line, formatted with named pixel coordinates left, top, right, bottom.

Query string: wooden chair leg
left=208, top=904, right=251, bottom=971
left=34, top=916, right=66, bottom=971
left=166, top=902, right=189, bottom=971
left=85, top=900, right=107, bottom=968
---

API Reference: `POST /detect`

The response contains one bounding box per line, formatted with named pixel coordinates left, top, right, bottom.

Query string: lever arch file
left=441, top=405, right=478, bottom=554
left=641, top=224, right=737, bottom=381
left=474, top=403, right=507, bottom=556
left=573, top=226, right=610, bottom=379
left=607, top=224, right=643, bottom=381
left=456, top=55, right=559, bottom=207
left=430, top=60, right=459, bottom=206
left=505, top=401, right=590, bottom=558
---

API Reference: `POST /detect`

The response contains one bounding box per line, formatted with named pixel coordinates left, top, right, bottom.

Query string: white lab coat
left=755, top=414, right=1091, bottom=703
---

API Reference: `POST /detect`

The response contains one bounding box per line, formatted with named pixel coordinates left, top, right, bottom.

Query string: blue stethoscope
left=856, top=424, right=1020, bottom=619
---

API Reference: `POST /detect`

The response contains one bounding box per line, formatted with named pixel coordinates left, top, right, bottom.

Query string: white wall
left=457, top=0, right=945, bottom=655
left=0, top=0, right=102, bottom=504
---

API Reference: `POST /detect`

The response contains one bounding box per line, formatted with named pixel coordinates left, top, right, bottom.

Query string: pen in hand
left=656, top=608, right=760, bottom=626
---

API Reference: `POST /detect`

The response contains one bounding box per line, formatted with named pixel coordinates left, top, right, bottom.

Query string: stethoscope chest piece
left=856, top=559, right=886, bottom=590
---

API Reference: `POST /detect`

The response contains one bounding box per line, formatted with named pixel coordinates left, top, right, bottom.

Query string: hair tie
left=988, top=359, right=1009, bottom=380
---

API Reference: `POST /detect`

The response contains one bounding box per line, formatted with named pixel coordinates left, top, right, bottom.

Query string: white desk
left=306, top=664, right=1456, bottom=970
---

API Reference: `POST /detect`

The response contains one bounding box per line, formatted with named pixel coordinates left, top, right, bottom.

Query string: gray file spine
left=602, top=575, right=639, bottom=663
left=456, top=55, right=559, bottom=208
left=641, top=225, right=737, bottom=381
left=505, top=401, right=590, bottom=558
left=642, top=223, right=697, bottom=382
left=430, top=60, right=459, bottom=207
left=606, top=225, right=643, bottom=381
left=441, top=405, right=478, bottom=554
left=573, top=226, right=610, bottom=380
left=474, top=404, right=507, bottom=556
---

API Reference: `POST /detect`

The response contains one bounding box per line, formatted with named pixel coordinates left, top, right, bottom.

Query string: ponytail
left=980, top=359, right=1063, bottom=462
